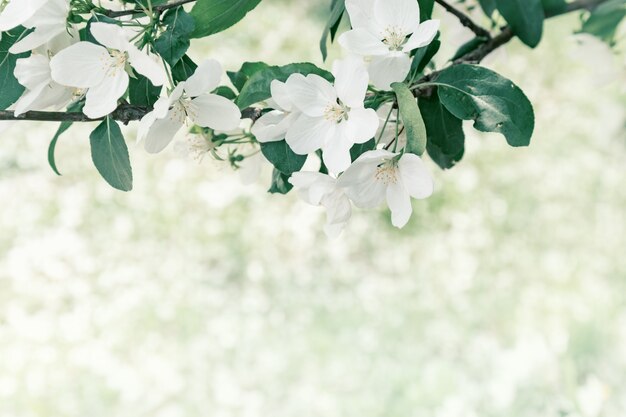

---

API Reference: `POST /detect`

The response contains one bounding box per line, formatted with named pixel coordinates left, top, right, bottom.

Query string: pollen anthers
left=375, top=159, right=399, bottom=185
left=324, top=101, right=350, bottom=123
left=381, top=25, right=407, bottom=51
left=170, top=96, right=197, bottom=125
left=101, top=49, right=127, bottom=77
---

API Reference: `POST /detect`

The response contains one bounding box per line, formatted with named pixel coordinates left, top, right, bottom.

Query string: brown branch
left=104, top=0, right=197, bottom=18
left=434, top=0, right=491, bottom=39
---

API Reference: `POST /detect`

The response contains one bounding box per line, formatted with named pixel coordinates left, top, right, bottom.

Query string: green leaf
left=541, top=0, right=567, bottom=16
left=236, top=63, right=334, bottom=109
left=128, top=74, right=161, bottom=107
left=81, top=15, right=120, bottom=44
left=450, top=37, right=488, bottom=62
left=431, top=64, right=534, bottom=147
left=213, top=86, right=237, bottom=100
left=580, top=0, right=626, bottom=46
left=418, top=0, right=435, bottom=20
left=268, top=169, right=293, bottom=194
left=409, top=37, right=440, bottom=80
left=48, top=101, right=84, bottom=176
left=89, top=118, right=133, bottom=191
left=190, top=0, right=262, bottom=38
left=391, top=82, right=427, bottom=156
left=154, top=6, right=195, bottom=67
left=171, top=54, right=197, bottom=82
left=477, top=0, right=496, bottom=17
left=495, top=0, right=544, bottom=47
left=419, top=94, right=465, bottom=170
left=0, top=27, right=30, bottom=110
left=260, top=140, right=307, bottom=175
left=350, top=139, right=376, bottom=162
left=320, top=0, right=345, bottom=61
left=227, top=61, right=271, bottom=92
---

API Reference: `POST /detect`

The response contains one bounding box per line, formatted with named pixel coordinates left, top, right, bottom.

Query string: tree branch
left=434, top=0, right=491, bottom=39
left=104, top=0, right=197, bottom=18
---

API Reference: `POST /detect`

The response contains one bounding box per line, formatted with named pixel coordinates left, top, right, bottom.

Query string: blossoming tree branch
left=0, top=0, right=621, bottom=235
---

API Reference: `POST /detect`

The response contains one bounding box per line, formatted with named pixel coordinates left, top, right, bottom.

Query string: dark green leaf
left=0, top=27, right=30, bottom=110
left=419, top=94, right=465, bottom=169
left=227, top=61, right=271, bottom=92
left=477, top=0, right=496, bottom=17
left=450, top=37, right=488, bottom=62
left=154, top=6, right=195, bottom=67
left=89, top=118, right=133, bottom=191
left=236, top=63, right=334, bottom=109
left=190, top=0, right=262, bottom=38
left=409, top=38, right=440, bottom=80
left=432, top=64, right=534, bottom=147
left=495, top=0, right=544, bottom=47
left=171, top=54, right=197, bottom=82
left=541, top=0, right=567, bottom=16
left=213, top=86, right=237, bottom=100
left=260, top=140, right=307, bottom=175
left=580, top=0, right=626, bottom=46
left=391, top=82, right=427, bottom=156
left=320, top=0, right=345, bottom=61
left=419, top=0, right=435, bottom=20
left=48, top=101, right=83, bottom=176
left=350, top=139, right=376, bottom=162
left=268, top=169, right=293, bottom=194
left=128, top=74, right=161, bottom=107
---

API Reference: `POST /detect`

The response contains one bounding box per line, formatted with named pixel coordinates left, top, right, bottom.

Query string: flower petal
left=290, top=171, right=336, bottom=205
left=345, top=0, right=377, bottom=31
left=398, top=153, right=434, bottom=199
left=386, top=180, right=412, bottom=228
left=338, top=163, right=387, bottom=209
left=270, top=80, right=293, bottom=112
left=286, top=73, right=336, bottom=117
left=368, top=53, right=411, bottom=91
left=14, top=54, right=50, bottom=90
left=338, top=28, right=388, bottom=56
left=251, top=110, right=298, bottom=143
left=344, top=107, right=379, bottom=144
left=374, top=0, right=421, bottom=37
left=143, top=110, right=185, bottom=154
left=127, top=45, right=167, bottom=86
left=83, top=69, right=129, bottom=119
left=322, top=131, right=354, bottom=174
left=9, top=25, right=65, bottom=54
left=190, top=93, right=242, bottom=131
left=285, top=114, right=336, bottom=155
left=0, top=0, right=47, bottom=31
left=90, top=22, right=129, bottom=51
left=403, top=19, right=440, bottom=52
left=50, top=42, right=109, bottom=88
left=333, top=56, right=369, bottom=108
left=184, top=59, right=222, bottom=97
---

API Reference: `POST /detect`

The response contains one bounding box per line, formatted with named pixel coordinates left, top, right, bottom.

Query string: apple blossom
left=337, top=149, right=433, bottom=228
left=284, top=56, right=379, bottom=174
left=138, top=59, right=242, bottom=154
left=0, top=0, right=49, bottom=33
left=7, top=0, right=69, bottom=54
left=290, top=172, right=352, bottom=238
left=250, top=80, right=300, bottom=143
left=49, top=22, right=167, bottom=119
left=339, top=0, right=440, bottom=90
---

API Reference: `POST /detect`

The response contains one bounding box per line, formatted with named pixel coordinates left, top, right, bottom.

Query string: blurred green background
left=1, top=1, right=625, bottom=416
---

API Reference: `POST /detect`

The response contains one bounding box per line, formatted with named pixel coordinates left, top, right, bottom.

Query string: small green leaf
left=477, top=0, right=497, bottom=17
left=432, top=64, right=535, bottom=147
left=48, top=101, right=84, bottom=176
left=89, top=118, right=133, bottom=191
left=190, top=0, right=262, bottom=38
left=128, top=74, right=161, bottom=107
left=350, top=139, right=376, bottom=162
left=495, top=0, right=544, bottom=47
left=409, top=37, right=440, bottom=80
left=268, top=169, right=293, bottom=194
left=391, top=82, right=427, bottom=156
left=171, top=54, right=197, bottom=82
left=227, top=61, right=271, bottom=92
left=580, top=0, right=626, bottom=46
left=0, top=27, right=30, bottom=110
left=419, top=94, right=465, bottom=170
left=236, top=63, right=333, bottom=109
left=450, top=37, right=488, bottom=62
left=154, top=6, right=195, bottom=67
left=213, top=86, right=237, bottom=100
left=541, top=0, right=567, bottom=16
left=320, top=0, right=345, bottom=61
left=260, top=140, right=307, bottom=175
left=418, top=0, right=435, bottom=20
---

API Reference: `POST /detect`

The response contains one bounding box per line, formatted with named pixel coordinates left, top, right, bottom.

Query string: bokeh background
left=1, top=1, right=626, bottom=416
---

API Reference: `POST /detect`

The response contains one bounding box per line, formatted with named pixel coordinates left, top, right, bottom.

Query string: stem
left=434, top=0, right=491, bottom=39
left=104, top=0, right=197, bottom=18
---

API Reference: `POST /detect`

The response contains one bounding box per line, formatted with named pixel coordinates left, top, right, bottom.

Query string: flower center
left=375, top=160, right=399, bottom=185
left=171, top=97, right=197, bottom=124
left=382, top=26, right=407, bottom=51
left=324, top=101, right=349, bottom=123
left=103, top=50, right=128, bottom=76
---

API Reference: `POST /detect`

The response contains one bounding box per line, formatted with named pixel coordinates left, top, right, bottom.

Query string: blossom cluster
left=0, top=0, right=440, bottom=237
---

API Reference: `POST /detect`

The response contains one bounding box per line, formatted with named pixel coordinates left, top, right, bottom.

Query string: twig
left=434, top=0, right=491, bottom=39
left=104, top=0, right=197, bottom=18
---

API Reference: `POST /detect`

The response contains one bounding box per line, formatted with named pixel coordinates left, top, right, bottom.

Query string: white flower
left=339, top=0, right=440, bottom=90
left=337, top=149, right=433, bottom=228
left=290, top=172, right=352, bottom=238
left=250, top=79, right=300, bottom=143
left=0, top=0, right=49, bottom=32
left=13, top=33, right=75, bottom=116
left=5, top=0, right=70, bottom=54
left=138, top=59, right=242, bottom=154
left=285, top=56, right=379, bottom=175
left=50, top=22, right=167, bottom=119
